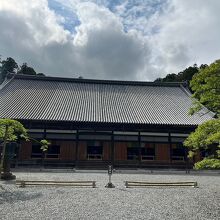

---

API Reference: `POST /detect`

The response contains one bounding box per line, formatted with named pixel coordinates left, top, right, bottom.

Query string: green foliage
left=0, top=119, right=50, bottom=173
left=37, top=73, right=45, bottom=76
left=190, top=60, right=220, bottom=116
left=0, top=119, right=29, bottom=172
left=194, top=158, right=220, bottom=170
left=154, top=64, right=199, bottom=82
left=17, top=63, right=36, bottom=75
left=0, top=118, right=50, bottom=151
left=184, top=119, right=220, bottom=151
left=162, top=73, right=178, bottom=82
left=184, top=60, right=220, bottom=169
left=0, top=56, right=45, bottom=85
left=179, top=65, right=199, bottom=81
left=187, top=150, right=195, bottom=159
left=40, top=139, right=50, bottom=152
left=0, top=119, right=28, bottom=142
left=0, top=57, right=18, bottom=84
left=184, top=119, right=220, bottom=169
left=188, top=100, right=203, bottom=116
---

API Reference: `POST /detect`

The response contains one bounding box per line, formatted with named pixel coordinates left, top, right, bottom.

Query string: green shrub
left=194, top=158, right=220, bottom=170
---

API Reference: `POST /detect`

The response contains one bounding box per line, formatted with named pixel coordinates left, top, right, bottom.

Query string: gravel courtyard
left=0, top=170, right=219, bottom=220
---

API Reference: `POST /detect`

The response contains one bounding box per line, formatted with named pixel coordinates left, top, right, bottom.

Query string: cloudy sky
left=0, top=0, right=220, bottom=81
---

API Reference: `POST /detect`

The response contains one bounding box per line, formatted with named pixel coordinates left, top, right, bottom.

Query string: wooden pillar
left=14, top=143, right=20, bottom=168
left=168, top=132, right=172, bottom=167
left=75, top=130, right=79, bottom=167
left=184, top=146, right=189, bottom=173
left=42, top=125, right=47, bottom=168
left=138, top=131, right=141, bottom=168
left=111, top=131, right=114, bottom=166
left=153, top=143, right=156, bottom=160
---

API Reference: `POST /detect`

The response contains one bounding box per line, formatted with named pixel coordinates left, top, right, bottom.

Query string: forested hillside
left=154, top=64, right=208, bottom=83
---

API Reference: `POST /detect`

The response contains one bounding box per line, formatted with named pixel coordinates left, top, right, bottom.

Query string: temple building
left=0, top=74, right=214, bottom=168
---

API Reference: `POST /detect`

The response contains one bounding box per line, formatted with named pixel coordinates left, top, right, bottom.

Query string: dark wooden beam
left=75, top=130, right=79, bottom=168
left=111, top=131, right=114, bottom=166
left=168, top=132, right=172, bottom=166
left=138, top=131, right=141, bottom=168
left=19, top=119, right=197, bottom=134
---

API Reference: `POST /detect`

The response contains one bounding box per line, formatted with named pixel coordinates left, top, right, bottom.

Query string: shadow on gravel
left=0, top=190, right=42, bottom=204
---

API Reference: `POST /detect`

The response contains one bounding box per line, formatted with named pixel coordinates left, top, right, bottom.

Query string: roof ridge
left=0, top=73, right=15, bottom=91
left=180, top=84, right=192, bottom=97
left=7, top=73, right=187, bottom=87
left=180, top=84, right=216, bottom=118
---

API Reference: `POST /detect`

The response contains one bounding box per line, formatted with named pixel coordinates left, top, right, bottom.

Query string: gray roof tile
left=0, top=75, right=214, bottom=125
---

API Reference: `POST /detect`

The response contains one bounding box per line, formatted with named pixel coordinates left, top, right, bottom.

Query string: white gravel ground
left=0, top=170, right=219, bottom=220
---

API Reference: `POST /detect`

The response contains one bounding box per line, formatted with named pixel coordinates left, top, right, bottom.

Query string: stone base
left=1, top=172, right=16, bottom=180
left=105, top=182, right=115, bottom=188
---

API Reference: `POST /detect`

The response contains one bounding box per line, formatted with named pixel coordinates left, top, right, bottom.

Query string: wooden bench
left=16, top=180, right=96, bottom=188
left=125, top=181, right=198, bottom=188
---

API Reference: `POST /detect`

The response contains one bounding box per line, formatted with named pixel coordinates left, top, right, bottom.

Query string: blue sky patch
left=48, top=0, right=80, bottom=33
left=47, top=0, right=168, bottom=35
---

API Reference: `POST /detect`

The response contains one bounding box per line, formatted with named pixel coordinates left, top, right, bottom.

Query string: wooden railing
left=87, top=154, right=103, bottom=160
left=46, top=154, right=59, bottom=159
left=31, top=153, right=60, bottom=159
left=172, top=156, right=185, bottom=161
left=127, top=155, right=155, bottom=160
left=31, top=153, right=42, bottom=158
left=141, top=155, right=155, bottom=161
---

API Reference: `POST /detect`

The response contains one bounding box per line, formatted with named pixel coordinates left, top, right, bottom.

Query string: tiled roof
left=0, top=74, right=214, bottom=126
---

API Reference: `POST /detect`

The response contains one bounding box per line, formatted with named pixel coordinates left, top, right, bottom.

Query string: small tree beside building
left=184, top=60, right=220, bottom=169
left=0, top=119, right=49, bottom=180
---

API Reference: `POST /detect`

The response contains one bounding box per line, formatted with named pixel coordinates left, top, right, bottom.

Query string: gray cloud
left=0, top=0, right=220, bottom=81
left=150, top=0, right=220, bottom=75
left=0, top=0, right=153, bottom=80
